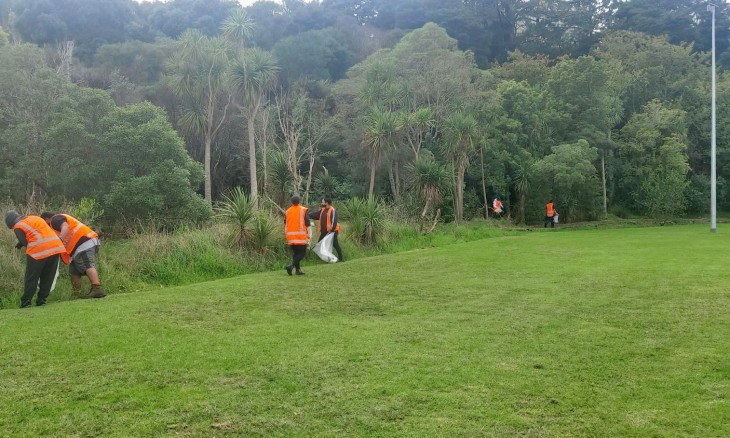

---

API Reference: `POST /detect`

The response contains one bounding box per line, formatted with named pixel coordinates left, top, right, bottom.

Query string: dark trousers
left=544, top=216, right=555, bottom=228
left=289, top=245, right=307, bottom=270
left=319, top=231, right=344, bottom=261
left=22, top=254, right=60, bottom=307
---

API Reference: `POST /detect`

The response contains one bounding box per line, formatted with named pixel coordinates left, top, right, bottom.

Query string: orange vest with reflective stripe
left=546, top=202, right=555, bottom=217
left=285, top=205, right=309, bottom=246
left=13, top=216, right=66, bottom=260
left=319, top=206, right=341, bottom=233
left=55, top=214, right=98, bottom=255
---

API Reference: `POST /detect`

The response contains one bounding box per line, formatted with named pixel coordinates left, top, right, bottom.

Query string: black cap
left=5, top=210, right=21, bottom=229
left=291, top=196, right=300, bottom=205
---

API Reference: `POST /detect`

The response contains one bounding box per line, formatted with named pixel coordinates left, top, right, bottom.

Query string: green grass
left=0, top=224, right=728, bottom=436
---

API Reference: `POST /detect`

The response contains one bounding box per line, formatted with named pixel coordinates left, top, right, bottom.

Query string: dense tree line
left=0, top=0, right=728, bottom=227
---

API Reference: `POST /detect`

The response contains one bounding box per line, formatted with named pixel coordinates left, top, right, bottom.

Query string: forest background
left=1, top=0, right=729, bottom=224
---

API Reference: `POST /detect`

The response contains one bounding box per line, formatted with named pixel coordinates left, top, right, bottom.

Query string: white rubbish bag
left=553, top=213, right=559, bottom=224
left=312, top=232, right=338, bottom=263
left=40, top=257, right=61, bottom=292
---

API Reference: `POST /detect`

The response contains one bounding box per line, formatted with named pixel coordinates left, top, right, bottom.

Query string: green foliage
left=273, top=28, right=355, bottom=81
left=147, top=0, right=238, bottom=39
left=70, top=197, right=104, bottom=229
left=215, top=187, right=256, bottom=246
left=617, top=101, right=690, bottom=218
left=248, top=211, right=280, bottom=255
left=98, top=103, right=211, bottom=228
left=344, top=196, right=385, bottom=245
left=12, top=0, right=146, bottom=61
left=313, top=173, right=351, bottom=200
left=405, top=155, right=450, bottom=223
left=535, top=140, right=601, bottom=222
left=0, top=25, right=8, bottom=47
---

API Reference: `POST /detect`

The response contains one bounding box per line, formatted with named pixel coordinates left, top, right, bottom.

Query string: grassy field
left=0, top=225, right=728, bottom=437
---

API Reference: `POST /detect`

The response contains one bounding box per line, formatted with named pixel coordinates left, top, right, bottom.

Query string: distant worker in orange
left=310, top=197, right=344, bottom=262
left=492, top=197, right=503, bottom=217
left=284, top=195, right=309, bottom=275
left=544, top=199, right=558, bottom=228
left=5, top=210, right=66, bottom=308
left=41, top=212, right=106, bottom=299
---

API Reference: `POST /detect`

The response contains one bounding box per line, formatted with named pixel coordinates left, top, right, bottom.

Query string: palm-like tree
left=443, top=111, right=480, bottom=223
left=512, top=159, right=534, bottom=225
left=406, top=155, right=450, bottom=224
left=167, top=29, right=232, bottom=204
left=229, top=48, right=279, bottom=206
left=403, top=107, right=435, bottom=161
left=221, top=9, right=254, bottom=50
left=362, top=105, right=400, bottom=198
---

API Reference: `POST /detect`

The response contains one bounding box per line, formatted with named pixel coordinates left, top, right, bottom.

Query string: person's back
left=6, top=211, right=66, bottom=307
left=284, top=196, right=309, bottom=275
left=544, top=200, right=556, bottom=228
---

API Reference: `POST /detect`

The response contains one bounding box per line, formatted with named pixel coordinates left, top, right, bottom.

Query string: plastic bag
left=41, top=257, right=60, bottom=292
left=312, top=232, right=338, bottom=263
left=553, top=213, right=559, bottom=224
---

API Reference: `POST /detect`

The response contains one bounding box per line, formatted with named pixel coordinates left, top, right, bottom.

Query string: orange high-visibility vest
left=285, top=205, right=309, bottom=246
left=546, top=202, right=555, bottom=217
left=13, top=216, right=66, bottom=260
left=319, top=206, right=341, bottom=233
left=54, top=214, right=98, bottom=255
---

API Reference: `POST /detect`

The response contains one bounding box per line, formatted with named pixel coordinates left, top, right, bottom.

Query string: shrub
left=344, top=197, right=385, bottom=245
left=71, top=197, right=104, bottom=229
left=215, top=187, right=256, bottom=246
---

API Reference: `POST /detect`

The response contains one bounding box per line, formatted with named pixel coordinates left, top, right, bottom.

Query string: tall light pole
left=709, top=3, right=717, bottom=233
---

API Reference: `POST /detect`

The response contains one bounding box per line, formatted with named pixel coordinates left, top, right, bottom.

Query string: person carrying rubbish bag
left=310, top=197, right=344, bottom=263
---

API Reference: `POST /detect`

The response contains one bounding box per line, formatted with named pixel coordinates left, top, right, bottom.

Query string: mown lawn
left=0, top=225, right=728, bottom=437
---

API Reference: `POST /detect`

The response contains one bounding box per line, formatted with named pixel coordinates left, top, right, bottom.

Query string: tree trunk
left=388, top=165, right=397, bottom=201
left=480, top=146, right=488, bottom=219
left=394, top=158, right=401, bottom=201
left=304, top=143, right=316, bottom=205
left=204, top=134, right=212, bottom=204
left=247, top=93, right=265, bottom=207
left=456, top=164, right=465, bottom=223
left=247, top=116, right=258, bottom=206
left=519, top=191, right=526, bottom=225
left=261, top=111, right=269, bottom=196
left=601, top=150, right=608, bottom=220
left=368, top=162, right=376, bottom=199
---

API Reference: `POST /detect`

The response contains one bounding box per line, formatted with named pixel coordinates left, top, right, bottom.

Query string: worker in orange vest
left=309, top=197, right=344, bottom=262
left=5, top=210, right=67, bottom=308
left=41, top=212, right=106, bottom=299
left=492, top=197, right=504, bottom=217
left=284, top=195, right=309, bottom=275
left=544, top=199, right=557, bottom=228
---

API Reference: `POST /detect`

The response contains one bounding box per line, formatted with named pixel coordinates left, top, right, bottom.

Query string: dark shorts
left=69, top=246, right=99, bottom=276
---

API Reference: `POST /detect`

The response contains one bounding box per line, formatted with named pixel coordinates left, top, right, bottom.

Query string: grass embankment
left=0, top=221, right=514, bottom=309
left=0, top=225, right=728, bottom=436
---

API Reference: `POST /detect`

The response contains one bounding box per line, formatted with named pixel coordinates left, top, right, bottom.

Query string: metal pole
left=710, top=4, right=717, bottom=233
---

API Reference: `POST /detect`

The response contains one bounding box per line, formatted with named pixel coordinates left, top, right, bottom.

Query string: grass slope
left=0, top=225, right=728, bottom=437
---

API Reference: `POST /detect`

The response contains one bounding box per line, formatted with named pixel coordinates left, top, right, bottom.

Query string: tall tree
left=362, top=105, right=400, bottom=199
left=229, top=48, right=279, bottom=204
left=443, top=111, right=480, bottom=223
left=616, top=100, right=690, bottom=218
left=167, top=29, right=233, bottom=203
